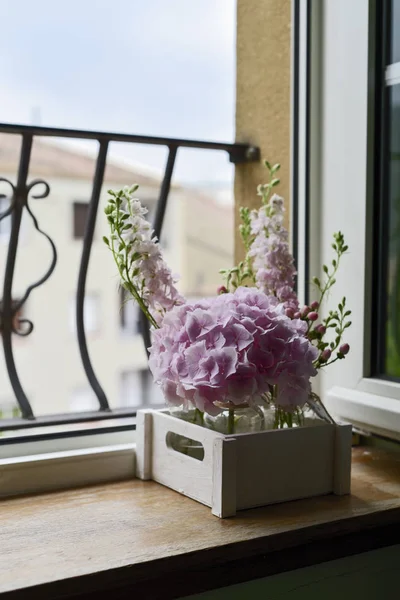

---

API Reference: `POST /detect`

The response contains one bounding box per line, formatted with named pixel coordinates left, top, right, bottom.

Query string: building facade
left=0, top=134, right=233, bottom=417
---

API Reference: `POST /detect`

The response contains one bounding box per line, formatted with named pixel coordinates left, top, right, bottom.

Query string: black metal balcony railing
left=0, top=122, right=259, bottom=437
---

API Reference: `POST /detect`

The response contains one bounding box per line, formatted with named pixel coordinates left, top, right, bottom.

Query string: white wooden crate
left=136, top=409, right=352, bottom=518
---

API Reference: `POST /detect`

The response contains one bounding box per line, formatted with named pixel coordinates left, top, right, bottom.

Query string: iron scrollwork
left=0, top=177, right=57, bottom=337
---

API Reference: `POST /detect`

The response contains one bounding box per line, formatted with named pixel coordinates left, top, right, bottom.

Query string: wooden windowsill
left=1, top=446, right=400, bottom=599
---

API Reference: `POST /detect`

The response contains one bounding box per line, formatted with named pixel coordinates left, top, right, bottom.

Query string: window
left=119, top=287, right=140, bottom=335
left=69, top=293, right=100, bottom=334
left=0, top=0, right=236, bottom=490
left=195, top=271, right=205, bottom=294
left=73, top=202, right=89, bottom=239
left=301, top=0, right=400, bottom=440
left=373, top=0, right=400, bottom=379
left=119, top=369, right=164, bottom=408
left=0, top=195, right=11, bottom=242
left=119, top=370, right=145, bottom=408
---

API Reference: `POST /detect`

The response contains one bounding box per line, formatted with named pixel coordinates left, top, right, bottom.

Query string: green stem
left=228, top=408, right=235, bottom=434
left=274, top=407, right=280, bottom=429
left=194, top=408, right=204, bottom=426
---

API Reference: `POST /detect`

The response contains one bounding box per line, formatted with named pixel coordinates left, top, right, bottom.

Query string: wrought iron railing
left=0, top=123, right=259, bottom=435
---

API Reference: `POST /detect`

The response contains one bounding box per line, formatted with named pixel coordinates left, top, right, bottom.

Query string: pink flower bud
left=285, top=308, right=295, bottom=318
left=301, top=306, right=310, bottom=318
left=320, top=349, right=332, bottom=362
left=217, top=285, right=228, bottom=295
left=339, top=343, right=350, bottom=355
left=311, top=300, right=319, bottom=310
left=315, top=324, right=326, bottom=335
left=293, top=311, right=301, bottom=319
left=308, top=311, right=319, bottom=321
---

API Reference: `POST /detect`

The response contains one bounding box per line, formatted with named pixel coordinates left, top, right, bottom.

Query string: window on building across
left=69, top=293, right=100, bottom=334
left=119, top=287, right=140, bottom=335
left=73, top=201, right=89, bottom=239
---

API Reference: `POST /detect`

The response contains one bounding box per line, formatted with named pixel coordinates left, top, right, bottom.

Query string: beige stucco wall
left=235, top=0, right=292, bottom=262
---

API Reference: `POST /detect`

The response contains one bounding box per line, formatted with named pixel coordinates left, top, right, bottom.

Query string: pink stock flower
left=119, top=191, right=185, bottom=324
left=248, top=195, right=299, bottom=310
left=149, top=287, right=318, bottom=414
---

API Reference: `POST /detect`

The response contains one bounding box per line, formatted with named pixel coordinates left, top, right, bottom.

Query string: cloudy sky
left=0, top=0, right=236, bottom=185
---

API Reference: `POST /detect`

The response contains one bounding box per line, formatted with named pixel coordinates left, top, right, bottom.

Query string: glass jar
left=259, top=402, right=277, bottom=430
left=168, top=406, right=204, bottom=426
left=204, top=402, right=264, bottom=434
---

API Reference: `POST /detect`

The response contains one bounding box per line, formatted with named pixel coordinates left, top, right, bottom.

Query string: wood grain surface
left=1, top=447, right=400, bottom=599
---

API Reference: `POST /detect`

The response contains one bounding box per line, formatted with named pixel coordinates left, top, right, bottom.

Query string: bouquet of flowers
left=104, top=162, right=351, bottom=432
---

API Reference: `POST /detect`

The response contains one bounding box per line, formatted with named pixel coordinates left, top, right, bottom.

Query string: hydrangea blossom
left=248, top=194, right=298, bottom=310
left=149, top=287, right=318, bottom=414
left=106, top=188, right=185, bottom=325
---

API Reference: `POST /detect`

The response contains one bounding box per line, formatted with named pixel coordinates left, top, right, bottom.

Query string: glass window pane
left=391, top=0, right=400, bottom=63
left=384, top=84, right=400, bottom=377
left=119, top=371, right=143, bottom=407
left=0, top=2, right=235, bottom=432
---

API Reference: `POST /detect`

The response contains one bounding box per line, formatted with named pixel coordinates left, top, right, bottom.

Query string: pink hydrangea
left=149, top=287, right=318, bottom=414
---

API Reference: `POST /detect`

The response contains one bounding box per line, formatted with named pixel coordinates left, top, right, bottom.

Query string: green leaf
left=103, top=236, right=109, bottom=246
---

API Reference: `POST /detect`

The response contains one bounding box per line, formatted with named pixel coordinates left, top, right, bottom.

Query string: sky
left=0, top=0, right=236, bottom=186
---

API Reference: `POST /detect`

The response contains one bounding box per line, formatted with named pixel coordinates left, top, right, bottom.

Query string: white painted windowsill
left=327, top=386, right=400, bottom=442
left=0, top=443, right=136, bottom=498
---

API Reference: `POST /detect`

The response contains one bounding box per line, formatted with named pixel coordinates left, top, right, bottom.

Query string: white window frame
left=296, top=0, right=400, bottom=441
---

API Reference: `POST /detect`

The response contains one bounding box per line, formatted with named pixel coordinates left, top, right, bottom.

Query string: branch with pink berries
left=219, top=161, right=352, bottom=423
left=289, top=231, right=352, bottom=371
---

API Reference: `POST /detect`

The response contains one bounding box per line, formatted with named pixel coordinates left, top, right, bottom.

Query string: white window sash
left=295, top=0, right=400, bottom=440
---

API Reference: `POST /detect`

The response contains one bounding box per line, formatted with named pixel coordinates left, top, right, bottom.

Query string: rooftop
left=0, top=133, right=164, bottom=187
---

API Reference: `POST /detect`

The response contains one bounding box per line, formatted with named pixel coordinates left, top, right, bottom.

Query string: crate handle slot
left=166, top=432, right=205, bottom=461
